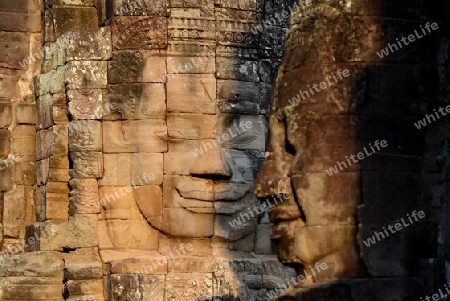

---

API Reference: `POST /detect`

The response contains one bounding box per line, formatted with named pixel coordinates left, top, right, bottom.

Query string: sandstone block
left=66, top=61, right=108, bottom=89
left=66, top=279, right=103, bottom=296
left=68, top=120, right=102, bottom=152
left=134, top=185, right=163, bottom=225
left=0, top=276, right=64, bottom=300
left=64, top=247, right=103, bottom=280
left=67, top=27, right=112, bottom=60
left=70, top=152, right=103, bottom=178
left=64, top=214, right=99, bottom=249
left=52, top=125, right=69, bottom=156
left=100, top=153, right=131, bottom=186
left=107, top=274, right=165, bottom=301
left=3, top=185, right=27, bottom=237
left=111, top=0, right=168, bottom=16
left=216, top=57, right=259, bottom=82
left=167, top=56, right=215, bottom=74
left=130, top=153, right=163, bottom=185
left=69, top=178, right=100, bottom=215
left=67, top=89, right=103, bottom=120
left=111, top=16, right=167, bottom=50
left=162, top=207, right=214, bottom=237
left=103, top=120, right=167, bottom=153
left=98, top=186, right=142, bottom=220
left=52, top=93, right=69, bottom=125
left=50, top=6, right=98, bottom=38
left=98, top=219, right=158, bottom=250
left=0, top=32, right=31, bottom=70
left=168, top=113, right=217, bottom=140
left=103, top=83, right=166, bottom=120
left=218, top=114, right=266, bottom=150
left=0, top=251, right=64, bottom=278
left=0, top=100, right=12, bottom=128
left=13, top=125, right=36, bottom=159
left=165, top=272, right=213, bottom=300
left=217, top=80, right=261, bottom=114
left=0, top=68, right=20, bottom=98
left=214, top=213, right=257, bottom=241
left=49, top=155, right=70, bottom=182
left=14, top=161, right=36, bottom=185
left=16, top=102, right=36, bottom=125
left=108, top=51, right=166, bottom=83
left=37, top=94, right=54, bottom=129
left=163, top=140, right=205, bottom=175
left=36, top=128, right=53, bottom=160
left=167, top=74, right=216, bottom=114
left=46, top=181, right=70, bottom=220
left=25, top=220, right=67, bottom=252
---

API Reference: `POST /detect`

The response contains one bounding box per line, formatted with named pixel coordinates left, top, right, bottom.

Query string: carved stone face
left=99, top=73, right=267, bottom=246
left=255, top=4, right=362, bottom=279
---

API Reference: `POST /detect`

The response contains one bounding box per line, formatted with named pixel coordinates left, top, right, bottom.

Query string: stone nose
left=189, top=141, right=232, bottom=178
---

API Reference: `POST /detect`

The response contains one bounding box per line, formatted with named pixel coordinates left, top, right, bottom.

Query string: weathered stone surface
left=167, top=56, right=215, bottom=74
left=101, top=249, right=167, bottom=274
left=36, top=128, right=53, bottom=160
left=67, top=89, right=103, bottom=120
left=103, top=120, right=167, bottom=153
left=0, top=11, right=41, bottom=32
left=111, top=16, right=167, bottom=50
left=103, top=84, right=166, bottom=120
left=108, top=51, right=166, bottom=83
left=37, top=94, right=53, bottom=129
left=3, top=185, right=34, bottom=238
left=0, top=32, right=31, bottom=70
left=66, top=61, right=108, bottom=89
left=50, top=6, right=98, bottom=38
left=64, top=247, right=103, bottom=280
left=0, top=68, right=20, bottom=98
left=218, top=114, right=266, bottom=150
left=108, top=0, right=168, bottom=17
left=162, top=208, right=214, bottom=237
left=25, top=220, right=67, bottom=251
left=0, top=100, right=12, bottom=128
left=67, top=27, right=112, bottom=60
left=0, top=251, right=64, bottom=278
left=216, top=57, right=259, bottom=82
left=52, top=125, right=68, bottom=156
left=167, top=113, right=217, bottom=139
left=165, top=272, right=213, bottom=300
left=217, top=80, right=262, bottom=114
left=64, top=214, right=98, bottom=248
left=168, top=16, right=215, bottom=42
left=107, top=274, right=165, bottom=301
left=134, top=185, right=163, bottom=225
left=0, top=276, right=64, bottom=300
left=49, top=155, right=70, bottom=182
left=70, top=152, right=103, bottom=178
left=69, top=178, right=100, bottom=215
left=65, top=279, right=103, bottom=296
left=12, top=125, right=35, bottom=160
left=98, top=219, right=158, bottom=250
left=68, top=120, right=102, bottom=152
left=46, top=181, right=70, bottom=220
left=14, top=161, right=36, bottom=185
left=16, top=102, right=36, bottom=125
left=167, top=74, right=216, bottom=114
left=99, top=153, right=131, bottom=186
